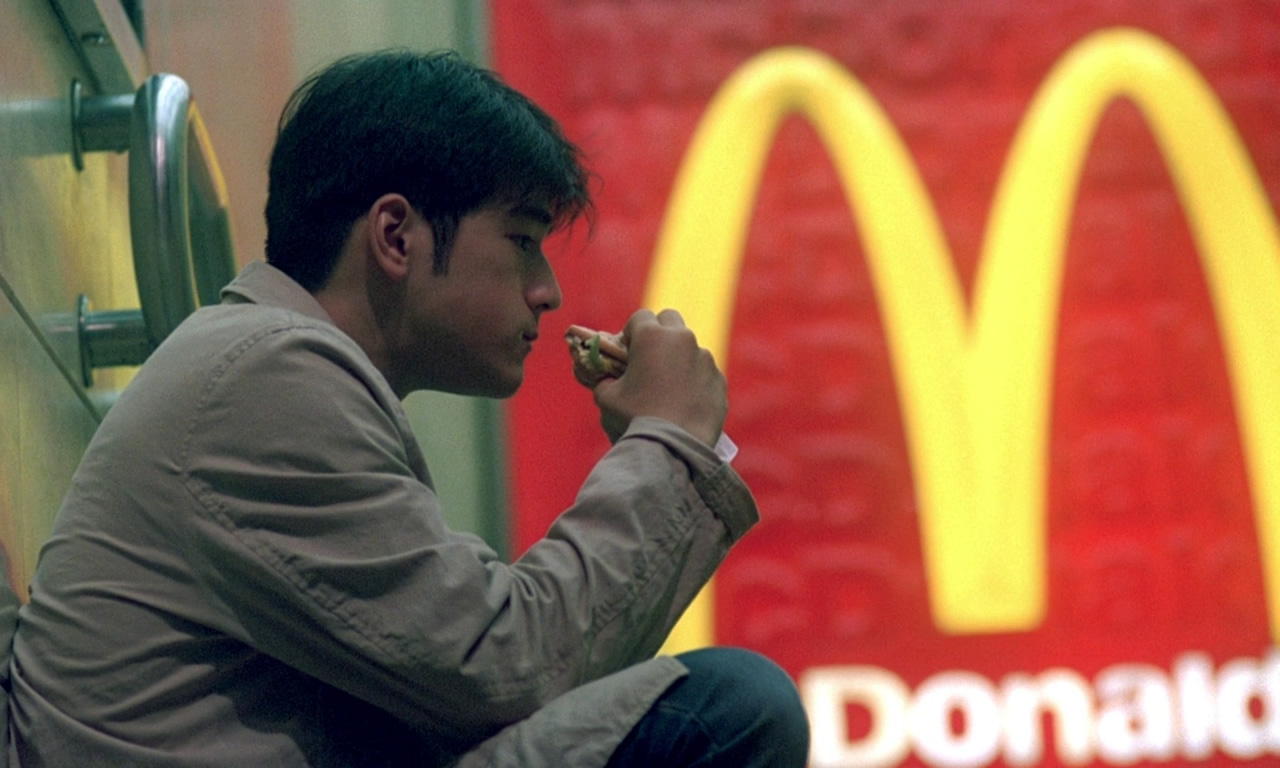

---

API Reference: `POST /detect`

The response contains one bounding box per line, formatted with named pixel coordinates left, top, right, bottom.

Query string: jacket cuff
left=619, top=417, right=759, bottom=541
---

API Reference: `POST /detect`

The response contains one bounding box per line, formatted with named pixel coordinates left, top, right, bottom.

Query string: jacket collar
left=219, top=261, right=334, bottom=325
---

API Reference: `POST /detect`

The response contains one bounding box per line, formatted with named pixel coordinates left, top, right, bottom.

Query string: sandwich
left=564, top=324, right=628, bottom=387
left=563, top=322, right=739, bottom=461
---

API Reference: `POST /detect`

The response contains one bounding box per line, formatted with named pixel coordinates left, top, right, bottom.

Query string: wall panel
left=0, top=0, right=136, bottom=594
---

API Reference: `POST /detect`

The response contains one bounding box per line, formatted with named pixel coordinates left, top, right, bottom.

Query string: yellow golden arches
left=647, top=42, right=968, bottom=653
left=979, top=27, right=1280, bottom=639
left=647, top=28, right=1280, bottom=651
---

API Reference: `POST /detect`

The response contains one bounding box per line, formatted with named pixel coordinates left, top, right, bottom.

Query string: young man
left=7, top=51, right=808, bottom=766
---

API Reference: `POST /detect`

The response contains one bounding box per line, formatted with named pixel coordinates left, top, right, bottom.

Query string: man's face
left=395, top=200, right=560, bottom=398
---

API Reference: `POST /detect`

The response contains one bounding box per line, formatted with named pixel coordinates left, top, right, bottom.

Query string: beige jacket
left=8, top=262, right=757, bottom=767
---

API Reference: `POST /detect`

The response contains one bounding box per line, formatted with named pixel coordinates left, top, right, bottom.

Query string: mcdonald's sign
left=638, top=29, right=1280, bottom=763
left=649, top=27, right=1280, bottom=646
left=498, top=7, right=1280, bottom=767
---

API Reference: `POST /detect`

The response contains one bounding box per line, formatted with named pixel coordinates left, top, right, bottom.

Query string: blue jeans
left=605, top=647, right=810, bottom=767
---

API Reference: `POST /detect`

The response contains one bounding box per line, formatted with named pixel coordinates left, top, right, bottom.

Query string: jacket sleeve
left=176, top=323, right=758, bottom=741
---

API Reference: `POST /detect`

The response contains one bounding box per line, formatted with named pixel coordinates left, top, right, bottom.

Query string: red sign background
left=493, top=2, right=1280, bottom=764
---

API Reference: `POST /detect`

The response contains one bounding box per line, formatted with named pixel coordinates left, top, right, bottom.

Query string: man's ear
left=368, top=193, right=431, bottom=281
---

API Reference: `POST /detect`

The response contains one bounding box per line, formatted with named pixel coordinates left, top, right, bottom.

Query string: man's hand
left=591, top=309, right=727, bottom=447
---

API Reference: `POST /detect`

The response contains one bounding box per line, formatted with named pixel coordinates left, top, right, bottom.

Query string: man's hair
left=265, top=50, right=592, bottom=290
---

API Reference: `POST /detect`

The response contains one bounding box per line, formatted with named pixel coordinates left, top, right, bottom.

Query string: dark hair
left=265, top=50, right=592, bottom=290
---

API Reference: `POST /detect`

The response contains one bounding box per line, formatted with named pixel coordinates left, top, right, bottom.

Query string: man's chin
left=449, top=372, right=523, bottom=399
left=411, top=360, right=524, bottom=399
left=487, top=378, right=522, bottom=399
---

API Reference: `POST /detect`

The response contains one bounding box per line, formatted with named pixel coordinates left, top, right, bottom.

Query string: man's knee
left=676, top=647, right=810, bottom=765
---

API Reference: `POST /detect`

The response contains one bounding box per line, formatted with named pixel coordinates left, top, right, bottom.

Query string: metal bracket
left=70, top=73, right=237, bottom=386
left=50, top=0, right=148, bottom=94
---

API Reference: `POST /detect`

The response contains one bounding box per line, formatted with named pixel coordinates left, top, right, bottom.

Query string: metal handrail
left=71, top=74, right=236, bottom=384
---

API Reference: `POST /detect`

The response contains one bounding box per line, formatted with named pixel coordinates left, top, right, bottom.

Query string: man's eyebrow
left=507, top=202, right=553, bottom=226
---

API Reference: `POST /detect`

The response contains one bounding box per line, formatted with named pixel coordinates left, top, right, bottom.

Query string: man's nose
left=529, top=261, right=562, bottom=314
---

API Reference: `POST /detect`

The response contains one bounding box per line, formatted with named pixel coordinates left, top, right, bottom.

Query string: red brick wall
left=494, top=3, right=1280, bottom=764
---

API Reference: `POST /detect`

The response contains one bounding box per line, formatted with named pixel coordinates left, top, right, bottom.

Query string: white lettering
left=1001, top=669, right=1095, bottom=765
left=1095, top=664, right=1176, bottom=763
left=1216, top=651, right=1280, bottom=759
left=801, top=665, right=910, bottom=768
left=800, top=649, right=1280, bottom=767
left=1173, top=651, right=1216, bottom=759
left=911, top=672, right=1001, bottom=767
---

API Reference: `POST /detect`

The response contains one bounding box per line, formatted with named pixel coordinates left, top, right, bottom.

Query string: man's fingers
left=584, top=307, right=727, bottom=448
left=622, top=308, right=686, bottom=334
left=621, top=308, right=656, bottom=345
left=655, top=308, right=686, bottom=328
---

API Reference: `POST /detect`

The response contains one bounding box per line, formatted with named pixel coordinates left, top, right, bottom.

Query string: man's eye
left=510, top=235, right=537, bottom=253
